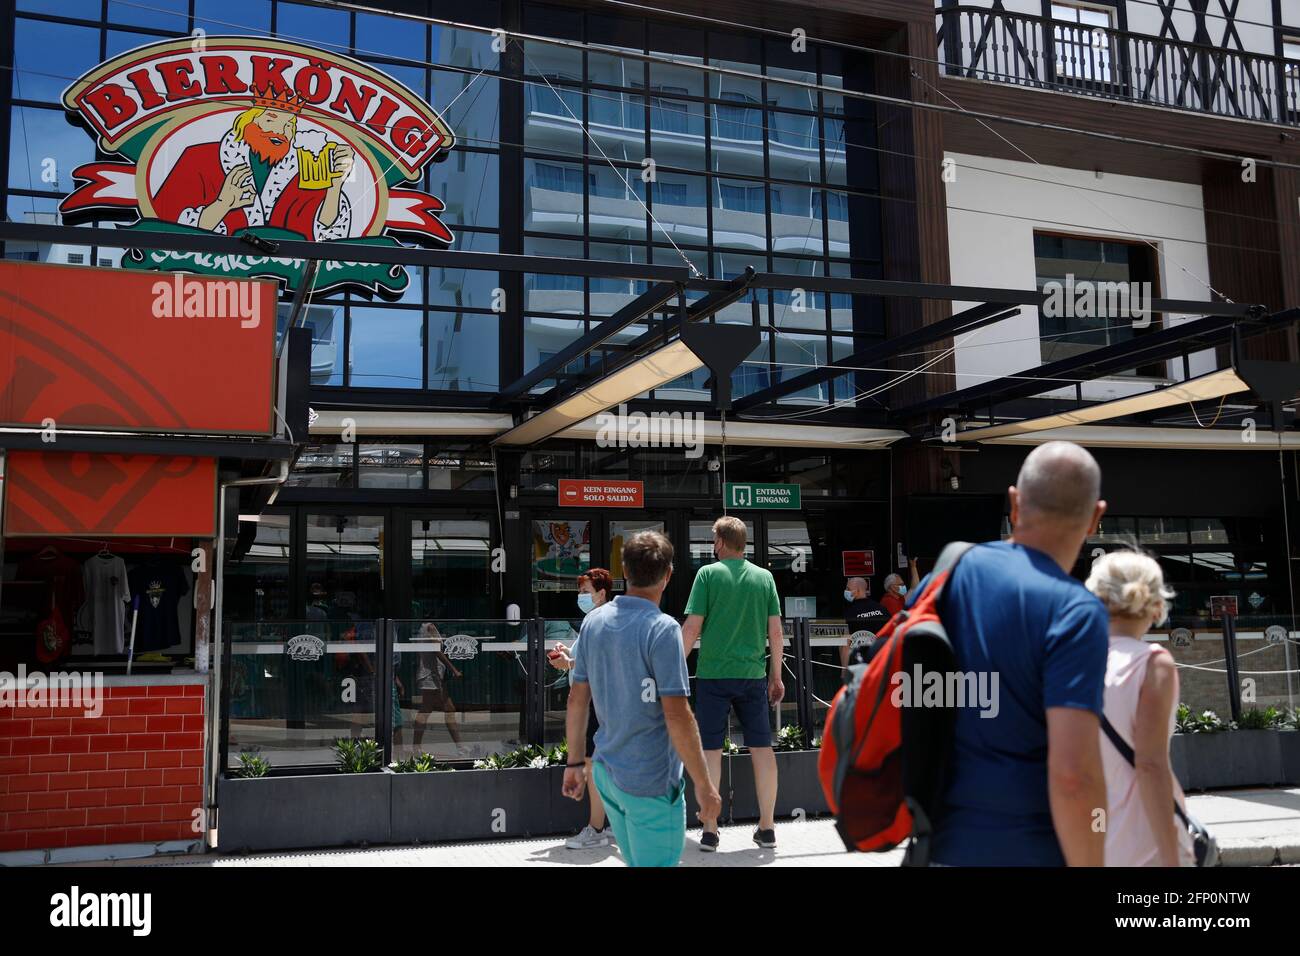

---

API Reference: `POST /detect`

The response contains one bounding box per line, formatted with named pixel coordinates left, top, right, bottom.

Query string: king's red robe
left=152, top=142, right=329, bottom=238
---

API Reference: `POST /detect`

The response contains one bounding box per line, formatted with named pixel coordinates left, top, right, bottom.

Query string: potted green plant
left=1171, top=705, right=1292, bottom=791
left=726, top=726, right=829, bottom=822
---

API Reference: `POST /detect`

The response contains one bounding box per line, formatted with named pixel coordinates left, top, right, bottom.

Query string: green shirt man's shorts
left=684, top=558, right=781, bottom=749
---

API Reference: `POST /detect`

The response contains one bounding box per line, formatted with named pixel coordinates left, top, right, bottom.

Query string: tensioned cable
left=98, top=0, right=1300, bottom=173
left=913, top=69, right=1232, bottom=303
left=9, top=49, right=1292, bottom=237
left=9, top=14, right=1298, bottom=248
left=522, top=47, right=701, bottom=277
left=589, top=0, right=1295, bottom=76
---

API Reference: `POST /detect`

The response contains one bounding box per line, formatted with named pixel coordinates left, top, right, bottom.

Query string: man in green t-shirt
left=682, top=516, right=785, bottom=852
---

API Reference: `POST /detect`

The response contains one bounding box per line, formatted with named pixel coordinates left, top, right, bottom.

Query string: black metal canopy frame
left=1, top=221, right=1288, bottom=444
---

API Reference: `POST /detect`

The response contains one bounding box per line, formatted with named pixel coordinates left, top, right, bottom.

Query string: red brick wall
left=0, top=683, right=206, bottom=852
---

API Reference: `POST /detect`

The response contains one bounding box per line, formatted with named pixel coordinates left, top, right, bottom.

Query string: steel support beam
left=733, top=301, right=1020, bottom=412
left=494, top=281, right=682, bottom=404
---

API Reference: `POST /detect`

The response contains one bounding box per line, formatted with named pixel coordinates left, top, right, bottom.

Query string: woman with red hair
left=551, top=568, right=614, bottom=849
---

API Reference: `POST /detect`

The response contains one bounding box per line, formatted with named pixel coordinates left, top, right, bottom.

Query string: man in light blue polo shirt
left=563, top=531, right=721, bottom=867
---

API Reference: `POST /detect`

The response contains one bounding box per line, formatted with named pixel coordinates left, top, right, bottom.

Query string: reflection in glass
left=428, top=312, right=500, bottom=392
left=224, top=514, right=292, bottom=623
left=359, top=444, right=425, bottom=490
left=288, top=444, right=355, bottom=488
left=349, top=308, right=424, bottom=389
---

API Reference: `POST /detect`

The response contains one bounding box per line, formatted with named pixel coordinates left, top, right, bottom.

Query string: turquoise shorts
left=591, top=760, right=686, bottom=868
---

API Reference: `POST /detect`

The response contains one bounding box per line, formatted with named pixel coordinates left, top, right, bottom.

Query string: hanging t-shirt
left=128, top=562, right=190, bottom=652
left=83, top=554, right=131, bottom=655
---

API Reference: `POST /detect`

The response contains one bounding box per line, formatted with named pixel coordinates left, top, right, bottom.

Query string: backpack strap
left=1100, top=714, right=1190, bottom=828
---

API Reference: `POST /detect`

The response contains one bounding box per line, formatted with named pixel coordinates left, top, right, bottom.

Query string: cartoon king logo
left=59, top=37, right=457, bottom=297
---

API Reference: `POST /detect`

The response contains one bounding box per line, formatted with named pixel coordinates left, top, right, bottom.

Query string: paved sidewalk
left=55, top=787, right=1300, bottom=868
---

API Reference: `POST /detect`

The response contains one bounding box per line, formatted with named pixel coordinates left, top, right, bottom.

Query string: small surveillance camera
left=706, top=456, right=721, bottom=472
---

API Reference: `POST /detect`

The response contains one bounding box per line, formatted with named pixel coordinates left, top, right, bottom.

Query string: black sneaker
left=699, top=831, right=719, bottom=852
left=753, top=828, right=776, bottom=849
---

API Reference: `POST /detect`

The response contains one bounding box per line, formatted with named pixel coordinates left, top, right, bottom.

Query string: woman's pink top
left=1101, top=635, right=1194, bottom=867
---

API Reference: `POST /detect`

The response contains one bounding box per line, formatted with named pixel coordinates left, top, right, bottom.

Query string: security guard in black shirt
left=841, top=576, right=890, bottom=666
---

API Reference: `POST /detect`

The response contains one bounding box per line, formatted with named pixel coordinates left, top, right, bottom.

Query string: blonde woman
left=1085, top=551, right=1193, bottom=867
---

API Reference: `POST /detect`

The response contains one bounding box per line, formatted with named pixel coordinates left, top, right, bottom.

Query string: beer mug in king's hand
left=298, top=141, right=337, bottom=190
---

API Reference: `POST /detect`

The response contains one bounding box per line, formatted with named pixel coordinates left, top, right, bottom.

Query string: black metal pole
left=1222, top=612, right=1242, bottom=723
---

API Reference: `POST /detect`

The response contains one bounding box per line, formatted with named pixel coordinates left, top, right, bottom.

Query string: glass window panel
left=433, top=72, right=499, bottom=149
left=525, top=80, right=585, bottom=155
left=358, top=443, right=426, bottom=489
left=409, top=518, right=495, bottom=617
left=223, top=513, right=292, bottom=623
left=774, top=333, right=831, bottom=405
left=728, top=331, right=771, bottom=399
left=711, top=178, right=768, bottom=252
left=195, top=0, right=271, bottom=33
left=588, top=91, right=645, bottom=161
left=9, top=107, right=95, bottom=195
left=356, top=11, right=427, bottom=62
left=13, top=21, right=100, bottom=105
left=430, top=19, right=499, bottom=70
left=831, top=337, right=858, bottom=402
left=589, top=165, right=647, bottom=242
left=1139, top=518, right=1189, bottom=545
left=348, top=308, right=425, bottom=389
left=428, top=311, right=501, bottom=392
left=428, top=264, right=499, bottom=311
left=710, top=30, right=764, bottom=103
left=649, top=97, right=706, bottom=169
left=428, top=150, right=499, bottom=229
left=767, top=36, right=818, bottom=88
left=106, top=30, right=163, bottom=60
left=289, top=444, right=356, bottom=488
left=20, top=0, right=101, bottom=16
left=588, top=12, right=645, bottom=88
left=589, top=242, right=648, bottom=312
left=1088, top=516, right=1138, bottom=544
left=524, top=237, right=584, bottom=313
left=427, top=444, right=496, bottom=491
left=689, top=520, right=755, bottom=572
left=304, top=514, right=386, bottom=619
left=651, top=172, right=708, bottom=248
left=276, top=1, right=350, bottom=49
left=1190, top=518, right=1231, bottom=545
left=107, top=0, right=187, bottom=30
left=287, top=302, right=344, bottom=386
left=649, top=22, right=705, bottom=99
left=525, top=160, right=586, bottom=236
left=771, top=257, right=826, bottom=330
left=771, top=183, right=823, bottom=256
left=711, top=95, right=765, bottom=177
left=525, top=316, right=585, bottom=386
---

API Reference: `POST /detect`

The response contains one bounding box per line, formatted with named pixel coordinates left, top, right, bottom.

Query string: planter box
left=1171, top=730, right=1290, bottom=791
left=1279, top=730, right=1300, bottom=784
left=725, top=750, right=829, bottom=822
left=218, top=770, right=392, bottom=854
left=390, top=766, right=555, bottom=843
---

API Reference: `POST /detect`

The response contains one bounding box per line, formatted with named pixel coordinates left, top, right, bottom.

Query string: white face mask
left=844, top=589, right=854, bottom=602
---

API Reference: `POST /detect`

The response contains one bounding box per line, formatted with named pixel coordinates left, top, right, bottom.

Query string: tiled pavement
left=46, top=787, right=1300, bottom=868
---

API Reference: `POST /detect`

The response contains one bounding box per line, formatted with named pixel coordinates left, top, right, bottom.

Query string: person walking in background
left=842, top=576, right=889, bottom=667
left=562, top=532, right=721, bottom=867
left=1086, top=551, right=1194, bottom=867
left=681, top=516, right=785, bottom=851
left=549, top=568, right=613, bottom=849
left=879, top=558, right=920, bottom=617
left=909, top=441, right=1110, bottom=866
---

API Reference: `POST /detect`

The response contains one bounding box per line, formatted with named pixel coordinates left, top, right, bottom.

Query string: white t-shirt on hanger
left=83, top=554, right=130, bottom=655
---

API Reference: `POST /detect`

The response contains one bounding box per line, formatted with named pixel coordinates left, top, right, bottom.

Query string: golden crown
left=250, top=86, right=304, bottom=114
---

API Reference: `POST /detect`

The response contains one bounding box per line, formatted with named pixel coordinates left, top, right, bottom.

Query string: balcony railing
left=937, top=4, right=1300, bottom=126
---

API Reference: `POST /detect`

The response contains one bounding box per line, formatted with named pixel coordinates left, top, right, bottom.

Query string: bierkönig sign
left=59, top=36, right=458, bottom=298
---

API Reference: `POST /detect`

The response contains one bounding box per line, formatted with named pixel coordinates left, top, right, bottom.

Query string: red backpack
left=818, top=542, right=973, bottom=864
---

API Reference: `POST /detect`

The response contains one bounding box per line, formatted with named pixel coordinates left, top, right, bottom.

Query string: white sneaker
left=565, top=825, right=611, bottom=849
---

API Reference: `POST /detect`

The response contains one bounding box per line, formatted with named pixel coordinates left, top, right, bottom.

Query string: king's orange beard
left=242, top=122, right=292, bottom=164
